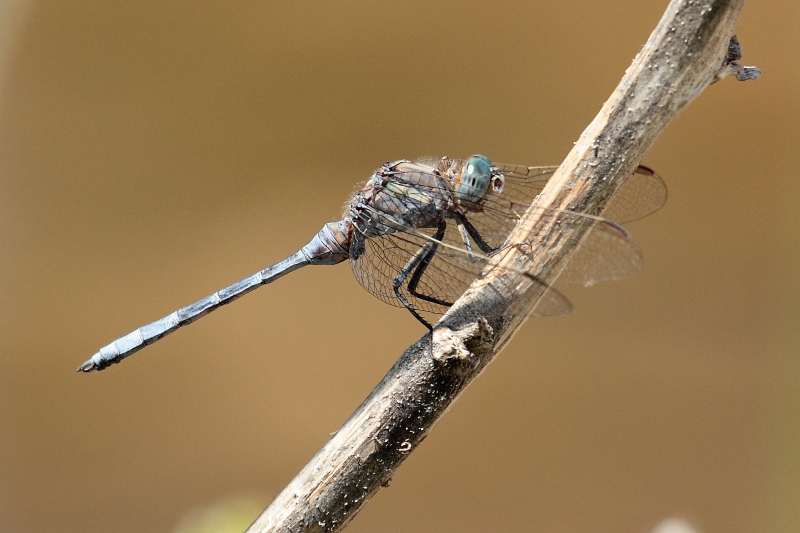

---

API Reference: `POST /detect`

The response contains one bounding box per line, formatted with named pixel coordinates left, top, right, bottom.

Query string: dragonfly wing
left=491, top=163, right=667, bottom=224
left=350, top=223, right=573, bottom=320
left=456, top=163, right=662, bottom=286
left=350, top=225, right=474, bottom=315
left=350, top=160, right=660, bottom=322
left=554, top=215, right=644, bottom=286
left=601, top=166, right=667, bottom=224
left=416, top=225, right=574, bottom=318
left=447, top=202, right=645, bottom=288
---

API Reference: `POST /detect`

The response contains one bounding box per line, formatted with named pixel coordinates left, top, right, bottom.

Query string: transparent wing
left=486, top=163, right=666, bottom=285
left=349, top=210, right=643, bottom=320
left=364, top=164, right=659, bottom=286
left=494, top=163, right=667, bottom=224
left=350, top=224, right=573, bottom=320
left=422, top=207, right=645, bottom=287
left=603, top=166, right=668, bottom=224
left=557, top=218, right=643, bottom=286
left=349, top=160, right=664, bottom=321
left=490, top=163, right=667, bottom=225
left=403, top=160, right=665, bottom=251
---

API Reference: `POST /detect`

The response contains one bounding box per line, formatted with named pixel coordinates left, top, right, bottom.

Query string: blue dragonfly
left=79, top=155, right=666, bottom=372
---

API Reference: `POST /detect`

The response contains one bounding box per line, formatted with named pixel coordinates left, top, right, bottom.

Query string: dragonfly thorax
left=348, top=160, right=455, bottom=242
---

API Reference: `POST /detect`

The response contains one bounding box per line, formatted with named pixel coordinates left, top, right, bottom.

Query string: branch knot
left=431, top=319, right=493, bottom=376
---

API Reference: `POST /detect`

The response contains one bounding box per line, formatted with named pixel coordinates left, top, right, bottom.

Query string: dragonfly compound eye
left=457, top=155, right=493, bottom=208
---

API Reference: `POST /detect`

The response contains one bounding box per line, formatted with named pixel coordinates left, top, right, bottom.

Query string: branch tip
left=715, top=35, right=761, bottom=82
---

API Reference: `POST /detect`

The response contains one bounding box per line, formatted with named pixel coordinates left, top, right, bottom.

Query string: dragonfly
left=78, top=155, right=666, bottom=372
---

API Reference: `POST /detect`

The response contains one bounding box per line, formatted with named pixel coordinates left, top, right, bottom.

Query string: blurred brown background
left=0, top=1, right=797, bottom=532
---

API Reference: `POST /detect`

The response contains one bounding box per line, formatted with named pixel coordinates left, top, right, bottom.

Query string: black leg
left=455, top=213, right=496, bottom=255
left=393, top=220, right=449, bottom=330
left=407, top=222, right=453, bottom=308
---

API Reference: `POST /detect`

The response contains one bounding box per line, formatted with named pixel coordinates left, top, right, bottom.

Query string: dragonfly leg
left=407, top=226, right=454, bottom=308
left=456, top=223, right=474, bottom=254
left=392, top=220, right=450, bottom=330
left=393, top=288, right=434, bottom=330
left=455, top=213, right=495, bottom=255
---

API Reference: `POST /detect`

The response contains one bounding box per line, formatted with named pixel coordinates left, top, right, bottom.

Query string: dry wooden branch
left=246, top=1, right=757, bottom=531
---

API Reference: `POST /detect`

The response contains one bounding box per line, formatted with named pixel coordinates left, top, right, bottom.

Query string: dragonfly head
left=456, top=155, right=504, bottom=210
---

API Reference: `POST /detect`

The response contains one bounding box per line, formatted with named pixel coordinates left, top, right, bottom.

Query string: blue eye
left=457, top=155, right=495, bottom=208
left=471, top=154, right=492, bottom=167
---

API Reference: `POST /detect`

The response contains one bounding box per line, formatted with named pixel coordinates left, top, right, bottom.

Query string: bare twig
left=246, top=1, right=757, bottom=531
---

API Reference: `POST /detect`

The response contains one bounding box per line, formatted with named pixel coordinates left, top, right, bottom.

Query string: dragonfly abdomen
left=79, top=221, right=353, bottom=372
